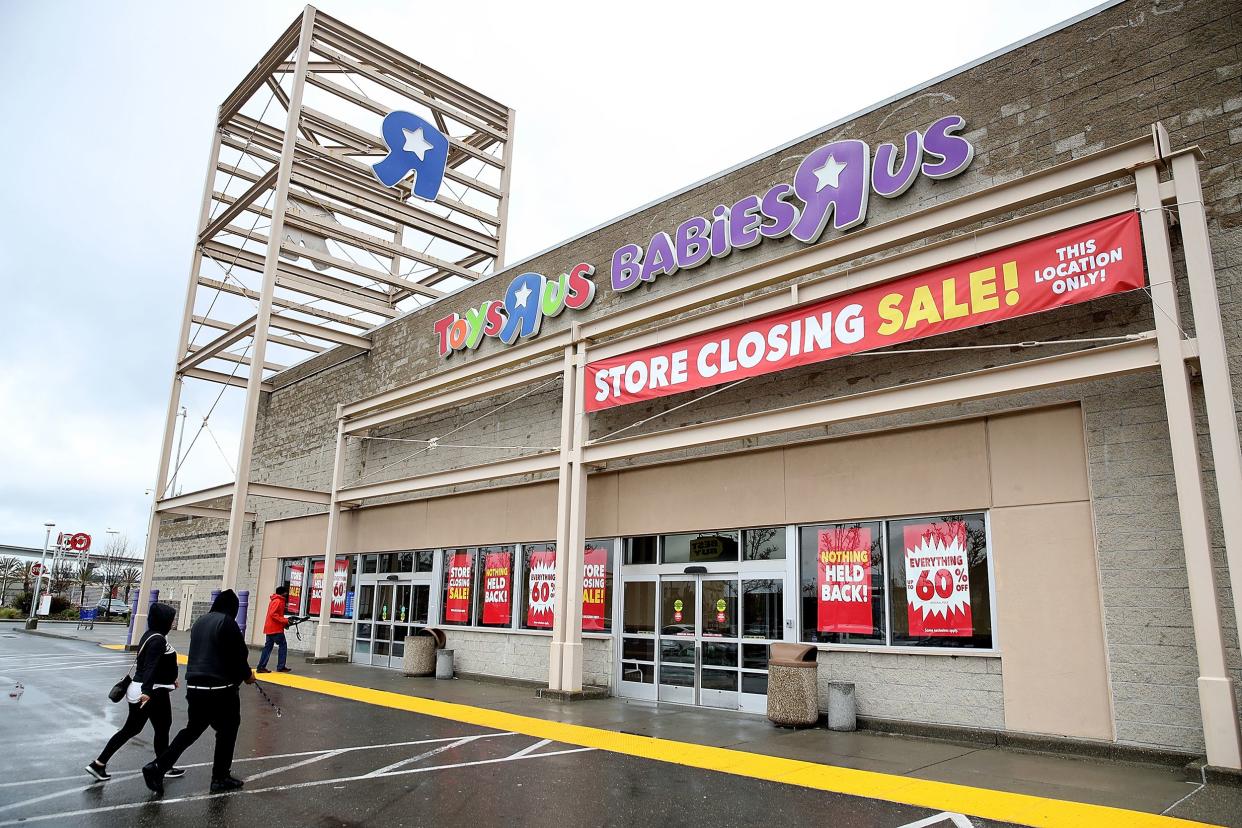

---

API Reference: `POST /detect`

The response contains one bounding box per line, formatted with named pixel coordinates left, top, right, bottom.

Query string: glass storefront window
left=886, top=514, right=992, bottom=649
left=623, top=580, right=656, bottom=634
left=741, top=579, right=783, bottom=640
left=661, top=531, right=739, bottom=564
left=441, top=548, right=475, bottom=626
left=474, top=545, right=515, bottom=628
left=624, top=536, right=657, bottom=565
left=799, top=522, right=885, bottom=646
left=742, top=527, right=786, bottom=560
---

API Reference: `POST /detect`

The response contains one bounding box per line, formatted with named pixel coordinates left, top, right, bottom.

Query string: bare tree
left=97, top=533, right=131, bottom=618
left=0, top=557, right=20, bottom=606
left=50, top=560, right=73, bottom=598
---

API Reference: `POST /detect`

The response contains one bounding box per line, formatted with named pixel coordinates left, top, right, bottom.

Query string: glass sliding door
left=618, top=576, right=657, bottom=701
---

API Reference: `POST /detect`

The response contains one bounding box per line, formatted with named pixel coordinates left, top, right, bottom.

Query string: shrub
left=13, top=592, right=72, bottom=615
left=0, top=607, right=20, bottom=619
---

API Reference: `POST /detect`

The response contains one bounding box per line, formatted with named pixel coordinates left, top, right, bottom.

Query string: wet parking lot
left=0, top=633, right=1033, bottom=828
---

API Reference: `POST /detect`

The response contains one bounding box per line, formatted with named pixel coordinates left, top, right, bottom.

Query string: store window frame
left=794, top=510, right=998, bottom=654
left=437, top=540, right=617, bottom=637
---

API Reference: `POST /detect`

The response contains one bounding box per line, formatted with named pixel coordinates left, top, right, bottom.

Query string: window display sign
left=524, top=546, right=609, bottom=630
left=481, top=550, right=512, bottom=625
left=286, top=563, right=304, bottom=614
left=816, top=526, right=874, bottom=634
left=582, top=546, right=608, bottom=631
left=309, top=559, right=349, bottom=617
left=445, top=551, right=473, bottom=623
left=526, top=548, right=557, bottom=628
left=903, top=521, right=972, bottom=637
left=587, top=212, right=1145, bottom=411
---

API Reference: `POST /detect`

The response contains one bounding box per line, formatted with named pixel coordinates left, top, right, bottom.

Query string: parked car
left=95, top=599, right=131, bottom=617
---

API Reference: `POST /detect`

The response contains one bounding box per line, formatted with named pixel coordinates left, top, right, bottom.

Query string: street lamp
left=25, top=522, right=56, bottom=630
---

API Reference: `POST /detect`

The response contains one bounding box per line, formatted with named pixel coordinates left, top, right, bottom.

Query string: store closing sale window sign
left=903, top=520, right=972, bottom=637
left=482, top=549, right=512, bottom=625
left=444, top=551, right=473, bottom=624
left=309, top=559, right=350, bottom=617
left=525, top=545, right=609, bottom=631
left=817, top=525, right=874, bottom=635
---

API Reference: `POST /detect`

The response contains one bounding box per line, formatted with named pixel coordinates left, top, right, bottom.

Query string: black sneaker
left=256, top=667, right=271, bottom=674
left=276, top=666, right=292, bottom=673
left=141, top=762, right=164, bottom=795
left=165, top=766, right=186, bottom=779
left=85, top=761, right=110, bottom=781
left=210, top=775, right=244, bottom=794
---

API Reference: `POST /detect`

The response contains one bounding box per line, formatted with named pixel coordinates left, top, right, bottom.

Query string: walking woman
left=86, top=602, right=185, bottom=781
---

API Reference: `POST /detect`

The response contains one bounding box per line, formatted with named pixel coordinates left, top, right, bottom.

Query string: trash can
left=827, top=681, right=857, bottom=731
left=435, top=648, right=455, bottom=680
left=402, top=628, right=446, bottom=677
left=766, top=643, right=819, bottom=727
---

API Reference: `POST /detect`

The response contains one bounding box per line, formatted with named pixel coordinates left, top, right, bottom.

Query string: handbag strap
left=128, top=633, right=160, bottom=679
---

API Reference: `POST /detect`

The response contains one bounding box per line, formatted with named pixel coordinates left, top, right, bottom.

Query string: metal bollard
left=827, top=681, right=857, bottom=731
left=236, top=590, right=249, bottom=635
left=435, top=648, right=455, bottom=680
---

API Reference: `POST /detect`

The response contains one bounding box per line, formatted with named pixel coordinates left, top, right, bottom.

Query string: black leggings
left=97, top=690, right=172, bottom=764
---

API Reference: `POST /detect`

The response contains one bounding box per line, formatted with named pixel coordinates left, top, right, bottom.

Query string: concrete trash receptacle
left=402, top=628, right=446, bottom=677
left=827, top=681, right=857, bottom=731
left=435, top=648, right=455, bottom=680
left=766, top=643, right=818, bottom=727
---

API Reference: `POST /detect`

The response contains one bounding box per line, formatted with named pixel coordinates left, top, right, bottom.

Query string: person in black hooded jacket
left=142, top=589, right=254, bottom=795
left=87, top=602, right=185, bottom=781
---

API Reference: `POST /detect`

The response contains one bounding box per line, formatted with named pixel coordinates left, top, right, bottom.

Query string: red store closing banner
left=286, top=563, right=304, bottom=614
left=308, top=558, right=349, bottom=617
left=817, top=526, right=874, bottom=634
left=481, top=550, right=512, bottom=625
left=445, top=551, right=473, bottom=623
left=904, top=521, right=972, bottom=637
left=586, top=212, right=1145, bottom=411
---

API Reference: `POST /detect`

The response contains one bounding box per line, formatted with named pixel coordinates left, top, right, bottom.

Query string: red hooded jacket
left=263, top=593, right=290, bottom=635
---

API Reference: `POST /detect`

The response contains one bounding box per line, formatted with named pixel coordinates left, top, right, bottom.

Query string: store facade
left=150, top=0, right=1242, bottom=768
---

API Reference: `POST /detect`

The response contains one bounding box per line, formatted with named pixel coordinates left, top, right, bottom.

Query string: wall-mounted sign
left=433, top=263, right=596, bottom=356
left=371, top=111, right=449, bottom=201
left=586, top=211, right=1144, bottom=411
left=609, top=116, right=974, bottom=293
left=431, top=117, right=973, bottom=358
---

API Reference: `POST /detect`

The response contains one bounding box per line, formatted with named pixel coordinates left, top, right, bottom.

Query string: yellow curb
left=96, top=644, right=1212, bottom=827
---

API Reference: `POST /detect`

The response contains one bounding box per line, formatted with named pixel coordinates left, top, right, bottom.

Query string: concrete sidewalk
left=12, top=622, right=1241, bottom=826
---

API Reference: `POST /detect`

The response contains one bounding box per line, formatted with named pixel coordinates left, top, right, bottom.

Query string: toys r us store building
left=149, top=0, right=1242, bottom=768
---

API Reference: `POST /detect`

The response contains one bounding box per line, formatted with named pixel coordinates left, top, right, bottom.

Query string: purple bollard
left=126, top=589, right=159, bottom=647
left=237, top=590, right=249, bottom=636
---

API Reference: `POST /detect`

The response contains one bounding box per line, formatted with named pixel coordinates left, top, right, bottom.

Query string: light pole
left=25, top=522, right=56, bottom=630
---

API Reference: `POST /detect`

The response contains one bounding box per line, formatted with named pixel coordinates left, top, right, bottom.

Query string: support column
left=1137, top=164, right=1242, bottom=769
left=548, top=345, right=577, bottom=690
left=133, top=123, right=225, bottom=642
left=221, top=7, right=316, bottom=591
left=314, top=416, right=349, bottom=658
left=1170, top=150, right=1242, bottom=658
left=560, top=343, right=590, bottom=693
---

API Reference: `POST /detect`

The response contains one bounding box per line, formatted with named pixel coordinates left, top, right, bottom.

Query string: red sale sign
left=817, top=526, right=874, bottom=634
left=586, top=213, right=1145, bottom=410
left=308, top=559, right=349, bottom=617
left=904, top=521, right=972, bottom=637
left=481, top=551, right=512, bottom=625
left=582, top=546, right=608, bottom=631
left=445, top=551, right=473, bottom=623
left=526, top=548, right=556, bottom=628
left=287, top=563, right=304, bottom=614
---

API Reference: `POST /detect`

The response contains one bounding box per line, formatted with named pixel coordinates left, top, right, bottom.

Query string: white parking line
left=0, top=659, right=131, bottom=674
left=363, top=733, right=496, bottom=777
left=0, top=744, right=595, bottom=825
left=505, top=738, right=553, bottom=760
left=0, top=733, right=511, bottom=814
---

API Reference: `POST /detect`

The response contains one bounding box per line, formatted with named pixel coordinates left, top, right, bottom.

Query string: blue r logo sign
left=371, top=111, right=449, bottom=201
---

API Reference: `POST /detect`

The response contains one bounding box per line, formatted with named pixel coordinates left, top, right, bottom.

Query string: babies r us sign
left=586, top=212, right=1145, bottom=411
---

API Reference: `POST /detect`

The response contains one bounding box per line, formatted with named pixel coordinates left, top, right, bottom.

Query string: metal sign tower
left=134, top=5, right=514, bottom=633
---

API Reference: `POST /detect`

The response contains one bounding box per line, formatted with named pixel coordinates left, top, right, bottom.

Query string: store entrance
left=619, top=571, right=785, bottom=713
left=353, top=576, right=432, bottom=668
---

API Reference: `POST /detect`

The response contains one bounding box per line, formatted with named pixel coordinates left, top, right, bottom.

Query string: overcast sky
left=0, top=0, right=1103, bottom=552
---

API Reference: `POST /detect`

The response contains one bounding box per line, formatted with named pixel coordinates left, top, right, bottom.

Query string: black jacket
left=184, top=590, right=251, bottom=687
left=134, top=602, right=179, bottom=694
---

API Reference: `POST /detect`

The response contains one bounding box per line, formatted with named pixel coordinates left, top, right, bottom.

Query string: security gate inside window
left=618, top=572, right=784, bottom=713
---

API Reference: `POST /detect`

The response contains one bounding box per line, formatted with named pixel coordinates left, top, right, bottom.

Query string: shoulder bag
left=108, top=633, right=158, bottom=703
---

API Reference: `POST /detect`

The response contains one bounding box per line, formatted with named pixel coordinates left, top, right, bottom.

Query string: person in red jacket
left=256, top=585, right=292, bottom=674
